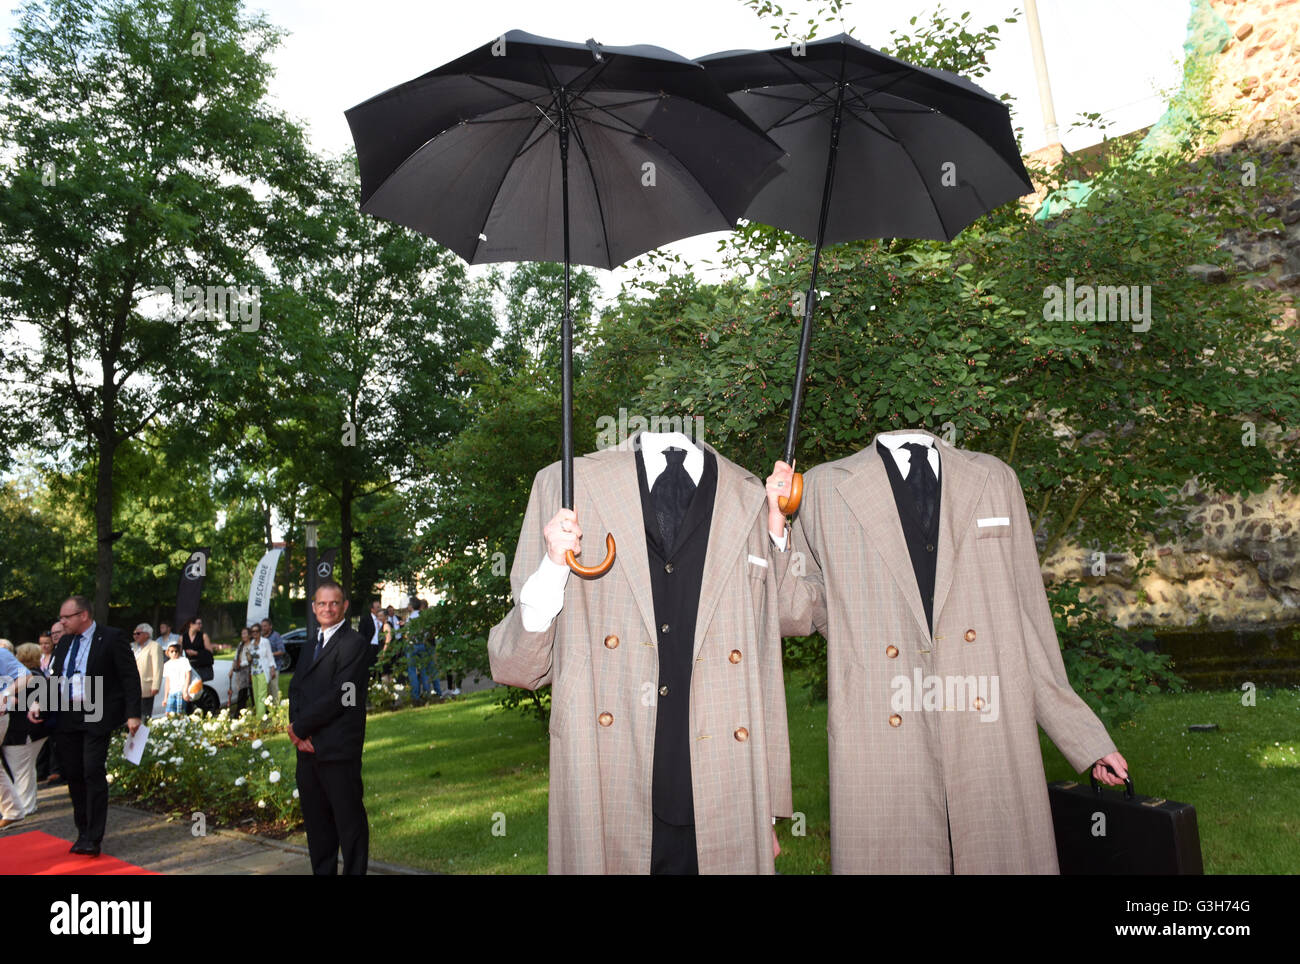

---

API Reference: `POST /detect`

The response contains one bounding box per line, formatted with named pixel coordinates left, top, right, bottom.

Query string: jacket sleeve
left=1006, top=466, right=1117, bottom=773
left=770, top=475, right=829, bottom=638
left=487, top=466, right=560, bottom=690
left=292, top=634, right=370, bottom=739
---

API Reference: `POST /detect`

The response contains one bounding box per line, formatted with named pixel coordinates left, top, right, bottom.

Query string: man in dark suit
left=357, top=598, right=386, bottom=669
left=30, top=595, right=141, bottom=856
left=288, top=579, right=371, bottom=874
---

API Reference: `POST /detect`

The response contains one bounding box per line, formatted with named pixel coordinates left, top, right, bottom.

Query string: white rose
left=257, top=799, right=266, bottom=808
left=269, top=770, right=281, bottom=783
left=261, top=749, right=271, bottom=759
left=235, top=776, right=246, bottom=786
left=292, top=788, right=299, bottom=799
left=251, top=738, right=263, bottom=749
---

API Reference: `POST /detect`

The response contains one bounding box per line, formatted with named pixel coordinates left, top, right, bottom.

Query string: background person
left=249, top=622, right=278, bottom=719
left=261, top=618, right=287, bottom=672
left=161, top=642, right=191, bottom=715
left=181, top=616, right=214, bottom=681
left=229, top=627, right=254, bottom=714
left=131, top=623, right=164, bottom=718
left=0, top=643, right=32, bottom=829
left=3, top=643, right=50, bottom=821
left=156, top=620, right=180, bottom=650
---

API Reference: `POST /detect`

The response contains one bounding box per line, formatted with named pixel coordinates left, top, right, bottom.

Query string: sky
left=1, top=0, right=1193, bottom=293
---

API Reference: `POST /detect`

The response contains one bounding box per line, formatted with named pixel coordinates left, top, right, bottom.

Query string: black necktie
left=651, top=448, right=695, bottom=551
left=902, top=442, right=938, bottom=531
left=311, top=630, right=324, bottom=665
left=65, top=632, right=84, bottom=676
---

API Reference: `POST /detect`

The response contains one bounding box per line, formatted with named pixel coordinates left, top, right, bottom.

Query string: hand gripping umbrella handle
left=777, top=472, right=804, bottom=516
left=566, top=533, right=616, bottom=577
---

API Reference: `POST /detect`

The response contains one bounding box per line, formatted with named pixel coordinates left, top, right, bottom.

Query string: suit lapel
left=584, top=450, right=657, bottom=639
left=692, top=448, right=763, bottom=661
left=836, top=445, right=931, bottom=641
left=928, top=441, right=990, bottom=629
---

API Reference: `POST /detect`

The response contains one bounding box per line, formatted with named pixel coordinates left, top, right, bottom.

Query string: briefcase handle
left=1089, top=764, right=1135, bottom=800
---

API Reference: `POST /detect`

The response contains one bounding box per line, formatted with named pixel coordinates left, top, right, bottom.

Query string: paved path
left=1, top=782, right=428, bottom=875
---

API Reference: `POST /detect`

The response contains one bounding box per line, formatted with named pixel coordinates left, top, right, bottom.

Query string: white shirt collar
left=638, top=431, right=704, bottom=487
left=319, top=620, right=346, bottom=646
left=877, top=433, right=940, bottom=481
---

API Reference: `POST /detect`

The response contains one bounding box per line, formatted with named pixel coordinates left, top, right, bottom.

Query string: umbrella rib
left=466, top=73, right=553, bottom=110
left=568, top=91, right=663, bottom=137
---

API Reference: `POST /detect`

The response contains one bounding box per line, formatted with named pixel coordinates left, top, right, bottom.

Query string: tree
left=241, top=152, right=498, bottom=606
left=0, top=0, right=322, bottom=621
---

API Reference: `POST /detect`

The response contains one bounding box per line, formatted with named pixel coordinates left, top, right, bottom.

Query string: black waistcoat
left=635, top=446, right=717, bottom=826
left=877, top=440, right=942, bottom=634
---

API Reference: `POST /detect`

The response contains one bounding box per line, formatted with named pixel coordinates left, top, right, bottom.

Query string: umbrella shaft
left=783, top=77, right=844, bottom=467
left=560, top=96, right=575, bottom=510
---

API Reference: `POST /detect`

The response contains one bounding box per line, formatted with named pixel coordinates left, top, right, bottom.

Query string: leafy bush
left=107, top=702, right=301, bottom=832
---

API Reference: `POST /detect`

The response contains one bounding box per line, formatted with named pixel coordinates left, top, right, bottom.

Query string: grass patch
left=275, top=679, right=1298, bottom=874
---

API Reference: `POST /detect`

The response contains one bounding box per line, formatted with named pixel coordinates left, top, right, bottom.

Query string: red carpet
left=0, top=831, right=158, bottom=875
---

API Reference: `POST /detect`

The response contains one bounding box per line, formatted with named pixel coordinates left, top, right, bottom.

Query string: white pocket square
left=977, top=516, right=1010, bottom=527
left=747, top=554, right=769, bottom=568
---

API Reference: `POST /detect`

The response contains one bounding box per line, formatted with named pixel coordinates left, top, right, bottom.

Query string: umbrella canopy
left=347, top=30, right=785, bottom=268
left=346, top=30, right=785, bottom=574
left=699, top=34, right=1034, bottom=512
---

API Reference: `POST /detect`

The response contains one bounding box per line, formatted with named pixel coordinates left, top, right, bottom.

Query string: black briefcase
left=1047, top=773, right=1203, bottom=875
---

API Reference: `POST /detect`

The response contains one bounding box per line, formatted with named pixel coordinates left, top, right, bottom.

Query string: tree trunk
left=93, top=431, right=115, bottom=625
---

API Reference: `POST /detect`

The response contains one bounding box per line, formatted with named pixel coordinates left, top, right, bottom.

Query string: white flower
left=292, top=788, right=299, bottom=799
left=251, top=738, right=263, bottom=749
left=260, top=749, right=271, bottom=759
left=269, top=770, right=281, bottom=784
left=235, top=776, right=246, bottom=786
left=257, top=799, right=266, bottom=809
left=106, top=773, right=114, bottom=784
left=170, top=755, right=184, bottom=765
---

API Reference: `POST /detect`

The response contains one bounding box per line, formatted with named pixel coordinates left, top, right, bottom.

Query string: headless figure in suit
left=522, top=431, right=718, bottom=874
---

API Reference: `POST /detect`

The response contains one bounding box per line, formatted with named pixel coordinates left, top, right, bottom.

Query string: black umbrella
left=347, top=29, right=784, bottom=575
left=699, top=34, right=1034, bottom=512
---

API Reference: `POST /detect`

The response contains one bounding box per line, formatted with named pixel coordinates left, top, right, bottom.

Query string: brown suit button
left=598, top=712, right=614, bottom=727
left=888, top=713, right=902, bottom=728
left=964, top=629, right=977, bottom=642
left=729, top=649, right=743, bottom=664
left=664, top=562, right=674, bottom=573
left=734, top=727, right=749, bottom=742
left=659, top=685, right=668, bottom=696
left=603, top=634, right=619, bottom=649
left=885, top=645, right=899, bottom=659
left=973, top=697, right=985, bottom=710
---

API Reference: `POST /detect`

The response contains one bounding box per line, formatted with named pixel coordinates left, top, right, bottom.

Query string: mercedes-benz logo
left=317, top=562, right=333, bottom=578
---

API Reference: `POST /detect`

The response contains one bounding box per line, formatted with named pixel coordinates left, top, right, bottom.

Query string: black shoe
left=69, top=838, right=88, bottom=853
left=70, top=839, right=100, bottom=856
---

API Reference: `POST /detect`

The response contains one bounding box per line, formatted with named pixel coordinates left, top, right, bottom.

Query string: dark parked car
left=280, top=626, right=307, bottom=671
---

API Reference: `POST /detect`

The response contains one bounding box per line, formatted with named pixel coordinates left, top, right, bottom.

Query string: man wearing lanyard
left=31, top=596, right=141, bottom=856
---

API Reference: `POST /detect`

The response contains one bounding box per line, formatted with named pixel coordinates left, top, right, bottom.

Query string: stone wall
left=1036, top=0, right=1300, bottom=627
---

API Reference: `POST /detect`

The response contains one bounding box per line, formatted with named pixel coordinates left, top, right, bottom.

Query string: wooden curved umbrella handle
left=777, top=471, right=804, bottom=516
left=566, top=533, right=616, bottom=578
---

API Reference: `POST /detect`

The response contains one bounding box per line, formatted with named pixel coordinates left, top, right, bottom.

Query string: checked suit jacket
left=488, top=441, right=793, bottom=875
left=775, top=428, right=1117, bottom=874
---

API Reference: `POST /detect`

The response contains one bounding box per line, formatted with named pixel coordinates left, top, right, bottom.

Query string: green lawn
left=282, top=680, right=1299, bottom=874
